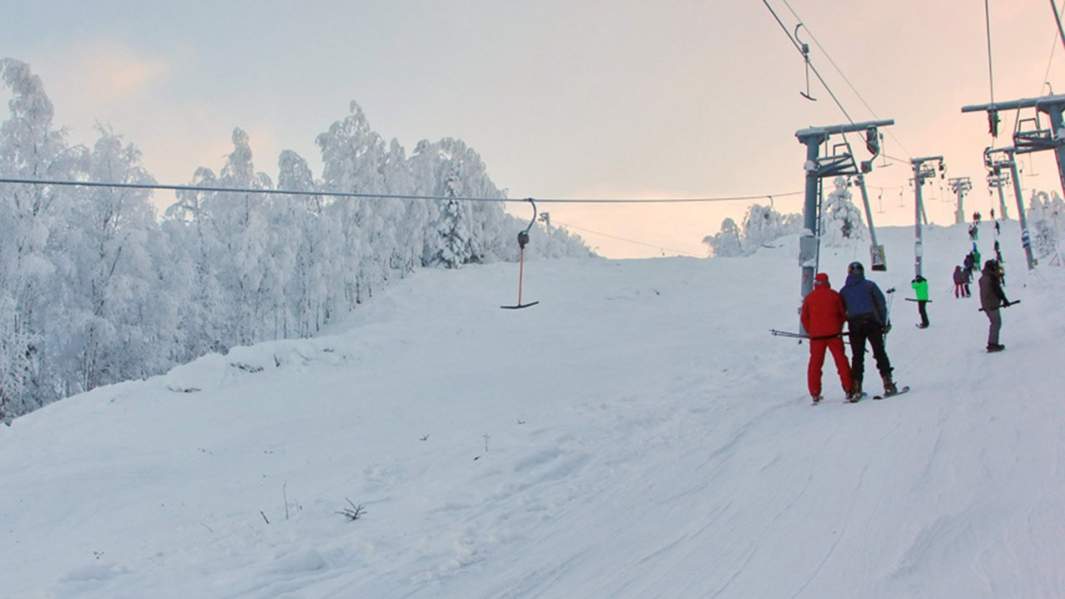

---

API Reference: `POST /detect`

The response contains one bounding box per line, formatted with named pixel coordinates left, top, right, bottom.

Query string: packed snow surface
left=3, top=222, right=1064, bottom=598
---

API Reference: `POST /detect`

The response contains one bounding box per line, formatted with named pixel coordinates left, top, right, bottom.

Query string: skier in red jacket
left=800, top=272, right=854, bottom=404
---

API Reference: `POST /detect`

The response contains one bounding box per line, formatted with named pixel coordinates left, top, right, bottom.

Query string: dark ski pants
left=917, top=300, right=929, bottom=327
left=985, top=308, right=1002, bottom=347
left=847, top=317, right=892, bottom=386
left=807, top=337, right=853, bottom=397
left=954, top=283, right=965, bottom=298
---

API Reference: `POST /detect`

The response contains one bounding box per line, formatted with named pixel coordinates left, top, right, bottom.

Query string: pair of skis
left=812, top=385, right=910, bottom=405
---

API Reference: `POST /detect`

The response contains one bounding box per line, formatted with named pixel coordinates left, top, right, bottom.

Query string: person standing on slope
left=953, top=265, right=967, bottom=298
left=800, top=273, right=855, bottom=404
left=911, top=275, right=930, bottom=328
left=979, top=259, right=1010, bottom=352
left=840, top=261, right=898, bottom=398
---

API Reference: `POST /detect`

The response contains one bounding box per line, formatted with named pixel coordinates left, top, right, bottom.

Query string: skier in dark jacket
left=800, top=273, right=854, bottom=403
left=953, top=266, right=967, bottom=298
left=839, top=261, right=897, bottom=397
left=979, top=259, right=1010, bottom=352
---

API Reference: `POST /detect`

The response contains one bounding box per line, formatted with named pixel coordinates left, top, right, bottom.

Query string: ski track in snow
left=2, top=223, right=1065, bottom=598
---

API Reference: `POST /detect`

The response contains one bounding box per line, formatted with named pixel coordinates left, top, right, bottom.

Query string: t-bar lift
left=795, top=119, right=894, bottom=300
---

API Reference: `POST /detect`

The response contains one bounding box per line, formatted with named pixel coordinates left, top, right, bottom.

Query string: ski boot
left=847, top=381, right=862, bottom=403
left=879, top=374, right=898, bottom=398
left=811, top=395, right=823, bottom=405
left=987, top=344, right=1005, bottom=353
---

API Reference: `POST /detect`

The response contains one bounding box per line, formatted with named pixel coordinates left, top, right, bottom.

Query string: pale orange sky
left=3, top=0, right=1065, bottom=258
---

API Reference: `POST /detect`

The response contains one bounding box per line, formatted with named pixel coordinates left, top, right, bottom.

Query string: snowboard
left=873, top=385, right=910, bottom=400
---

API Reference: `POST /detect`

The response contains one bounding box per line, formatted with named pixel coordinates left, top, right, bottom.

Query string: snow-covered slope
left=3, top=222, right=1064, bottom=599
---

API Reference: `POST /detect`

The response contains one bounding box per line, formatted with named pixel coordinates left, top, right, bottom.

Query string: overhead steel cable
left=761, top=0, right=855, bottom=125
left=554, top=220, right=701, bottom=257
left=1040, top=1, right=1065, bottom=94
left=0, top=176, right=804, bottom=205
left=778, top=0, right=913, bottom=157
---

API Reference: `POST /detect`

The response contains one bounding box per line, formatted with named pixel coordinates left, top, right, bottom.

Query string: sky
left=2, top=0, right=1064, bottom=258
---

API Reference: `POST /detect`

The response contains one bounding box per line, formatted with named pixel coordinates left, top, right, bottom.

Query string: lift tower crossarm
left=962, top=94, right=1065, bottom=200
left=795, top=119, right=896, bottom=140
left=961, top=94, right=1065, bottom=113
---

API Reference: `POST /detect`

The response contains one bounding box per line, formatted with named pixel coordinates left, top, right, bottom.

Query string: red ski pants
left=808, top=337, right=853, bottom=397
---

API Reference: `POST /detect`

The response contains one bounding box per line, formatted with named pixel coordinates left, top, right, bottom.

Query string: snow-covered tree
left=703, top=217, right=744, bottom=257
left=820, top=177, right=868, bottom=247
left=0, top=66, right=592, bottom=419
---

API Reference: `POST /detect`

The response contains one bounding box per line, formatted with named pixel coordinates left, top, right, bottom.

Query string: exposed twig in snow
left=336, top=499, right=366, bottom=521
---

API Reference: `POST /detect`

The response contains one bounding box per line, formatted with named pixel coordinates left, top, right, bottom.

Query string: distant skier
left=953, top=266, right=968, bottom=298
left=971, top=245, right=982, bottom=270
left=840, top=261, right=898, bottom=398
left=963, top=252, right=975, bottom=287
left=911, top=275, right=930, bottom=328
left=979, top=259, right=1010, bottom=352
left=800, top=273, right=854, bottom=403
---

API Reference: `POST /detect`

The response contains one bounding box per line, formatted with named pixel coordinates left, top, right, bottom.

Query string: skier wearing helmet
left=839, top=261, right=898, bottom=399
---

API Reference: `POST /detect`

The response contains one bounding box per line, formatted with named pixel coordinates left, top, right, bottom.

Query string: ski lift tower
left=948, top=177, right=972, bottom=225
left=911, top=156, right=946, bottom=278
left=986, top=163, right=1011, bottom=221
left=985, top=146, right=1037, bottom=269
left=795, top=119, right=894, bottom=301
left=962, top=94, right=1065, bottom=263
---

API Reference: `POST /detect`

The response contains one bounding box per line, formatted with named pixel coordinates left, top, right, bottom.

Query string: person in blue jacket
left=839, top=261, right=898, bottom=397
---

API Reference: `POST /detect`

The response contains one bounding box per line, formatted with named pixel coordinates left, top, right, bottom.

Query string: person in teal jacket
left=911, top=275, right=930, bottom=328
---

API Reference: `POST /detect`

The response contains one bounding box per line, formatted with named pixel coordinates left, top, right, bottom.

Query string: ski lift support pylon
left=500, top=198, right=541, bottom=310
left=984, top=146, right=1038, bottom=269
left=795, top=118, right=894, bottom=306
left=910, top=156, right=945, bottom=278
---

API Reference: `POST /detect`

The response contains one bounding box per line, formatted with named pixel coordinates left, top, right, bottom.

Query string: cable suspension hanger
left=0, top=176, right=804, bottom=206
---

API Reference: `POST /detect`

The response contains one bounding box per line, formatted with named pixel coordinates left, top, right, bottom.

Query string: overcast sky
left=3, top=0, right=1064, bottom=257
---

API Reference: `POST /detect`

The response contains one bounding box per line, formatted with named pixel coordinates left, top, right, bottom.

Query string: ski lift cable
left=0, top=176, right=805, bottom=205
left=1039, top=1, right=1065, bottom=94
left=761, top=0, right=856, bottom=125
left=553, top=220, right=700, bottom=257
left=985, top=0, right=996, bottom=112
left=778, top=0, right=913, bottom=157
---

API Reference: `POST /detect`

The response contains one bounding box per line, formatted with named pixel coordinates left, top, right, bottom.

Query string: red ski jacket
left=801, top=286, right=848, bottom=339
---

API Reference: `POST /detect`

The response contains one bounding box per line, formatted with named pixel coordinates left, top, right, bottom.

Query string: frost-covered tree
left=703, top=203, right=801, bottom=258
left=703, top=217, right=744, bottom=257
left=0, top=66, right=592, bottom=419
left=820, top=177, right=868, bottom=247
left=1029, top=190, right=1062, bottom=262
left=0, top=58, right=82, bottom=417
left=743, top=203, right=802, bottom=249
left=63, top=128, right=159, bottom=391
